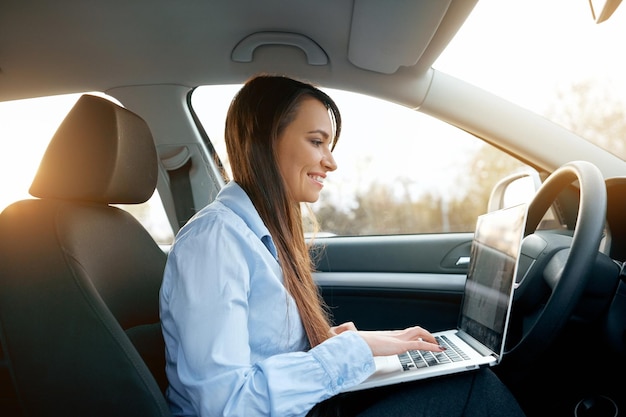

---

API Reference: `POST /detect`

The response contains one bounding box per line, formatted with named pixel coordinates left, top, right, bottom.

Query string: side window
left=191, top=86, right=527, bottom=236
left=0, top=94, right=174, bottom=245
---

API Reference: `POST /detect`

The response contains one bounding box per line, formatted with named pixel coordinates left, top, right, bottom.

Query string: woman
left=159, top=74, right=526, bottom=417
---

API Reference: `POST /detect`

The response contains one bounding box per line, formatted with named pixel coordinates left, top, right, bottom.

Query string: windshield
left=434, top=0, right=626, bottom=161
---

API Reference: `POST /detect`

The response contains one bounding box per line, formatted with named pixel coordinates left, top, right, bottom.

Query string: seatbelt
left=164, top=150, right=196, bottom=228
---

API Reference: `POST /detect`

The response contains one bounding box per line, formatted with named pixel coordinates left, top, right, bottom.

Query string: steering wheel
left=503, top=160, right=607, bottom=368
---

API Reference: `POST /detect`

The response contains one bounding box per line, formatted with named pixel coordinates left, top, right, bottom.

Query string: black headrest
left=29, top=94, right=158, bottom=204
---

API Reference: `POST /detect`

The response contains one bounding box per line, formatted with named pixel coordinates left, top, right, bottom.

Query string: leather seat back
left=0, top=95, right=171, bottom=416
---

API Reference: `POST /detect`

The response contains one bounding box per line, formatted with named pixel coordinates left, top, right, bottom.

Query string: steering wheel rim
left=503, top=160, right=606, bottom=367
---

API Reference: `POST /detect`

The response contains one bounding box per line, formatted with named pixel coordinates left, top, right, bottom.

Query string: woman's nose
left=323, top=151, right=337, bottom=171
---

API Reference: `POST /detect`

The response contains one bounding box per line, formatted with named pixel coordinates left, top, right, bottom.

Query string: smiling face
left=276, top=97, right=338, bottom=203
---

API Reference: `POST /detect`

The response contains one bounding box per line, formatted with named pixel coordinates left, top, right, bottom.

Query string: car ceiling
left=0, top=0, right=478, bottom=106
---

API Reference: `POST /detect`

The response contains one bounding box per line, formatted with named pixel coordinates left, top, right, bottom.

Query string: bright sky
left=0, top=95, right=80, bottom=209
left=1, top=0, right=625, bottom=211
left=435, top=0, right=626, bottom=113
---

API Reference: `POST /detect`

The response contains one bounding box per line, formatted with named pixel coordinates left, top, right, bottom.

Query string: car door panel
left=312, top=233, right=473, bottom=331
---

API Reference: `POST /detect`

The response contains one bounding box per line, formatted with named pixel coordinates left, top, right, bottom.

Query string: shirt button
left=336, top=377, right=344, bottom=386
left=363, top=363, right=372, bottom=372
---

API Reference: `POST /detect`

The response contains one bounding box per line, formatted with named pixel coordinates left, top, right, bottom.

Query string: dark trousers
left=307, top=368, right=526, bottom=417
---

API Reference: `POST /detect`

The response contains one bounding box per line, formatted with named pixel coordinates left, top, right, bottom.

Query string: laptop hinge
left=456, top=330, right=497, bottom=358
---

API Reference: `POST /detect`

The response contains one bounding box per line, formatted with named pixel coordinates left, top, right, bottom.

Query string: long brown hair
left=224, top=74, right=341, bottom=347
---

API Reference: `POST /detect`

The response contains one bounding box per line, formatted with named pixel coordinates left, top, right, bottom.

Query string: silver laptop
left=342, top=203, right=528, bottom=393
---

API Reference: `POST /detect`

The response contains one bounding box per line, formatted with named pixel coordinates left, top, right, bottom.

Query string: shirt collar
left=216, top=181, right=278, bottom=260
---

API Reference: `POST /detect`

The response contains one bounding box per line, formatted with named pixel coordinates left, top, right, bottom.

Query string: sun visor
left=348, top=0, right=452, bottom=74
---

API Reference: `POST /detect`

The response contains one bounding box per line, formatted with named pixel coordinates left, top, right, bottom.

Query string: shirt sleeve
left=160, top=211, right=376, bottom=417
left=258, top=331, right=375, bottom=415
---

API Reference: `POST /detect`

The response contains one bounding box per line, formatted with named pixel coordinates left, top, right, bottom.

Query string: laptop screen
left=457, top=203, right=527, bottom=356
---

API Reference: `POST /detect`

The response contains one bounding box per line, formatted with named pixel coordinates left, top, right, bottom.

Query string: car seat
left=0, top=95, right=171, bottom=416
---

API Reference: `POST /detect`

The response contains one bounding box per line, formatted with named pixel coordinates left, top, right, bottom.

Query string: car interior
left=1, top=0, right=626, bottom=416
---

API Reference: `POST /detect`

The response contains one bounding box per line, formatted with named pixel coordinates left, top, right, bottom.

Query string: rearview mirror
left=488, top=169, right=562, bottom=230
left=487, top=170, right=541, bottom=212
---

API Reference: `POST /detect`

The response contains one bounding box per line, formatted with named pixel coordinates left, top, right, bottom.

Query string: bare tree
left=548, top=79, right=626, bottom=160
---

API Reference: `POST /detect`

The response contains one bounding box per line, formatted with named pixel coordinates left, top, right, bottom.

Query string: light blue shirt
left=160, top=181, right=375, bottom=417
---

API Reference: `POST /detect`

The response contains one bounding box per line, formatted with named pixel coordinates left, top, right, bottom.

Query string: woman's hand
left=329, top=321, right=358, bottom=336
left=358, top=326, right=445, bottom=357
left=330, top=322, right=445, bottom=357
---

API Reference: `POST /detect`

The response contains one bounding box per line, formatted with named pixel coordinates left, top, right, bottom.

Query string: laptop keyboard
left=398, top=335, right=471, bottom=371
